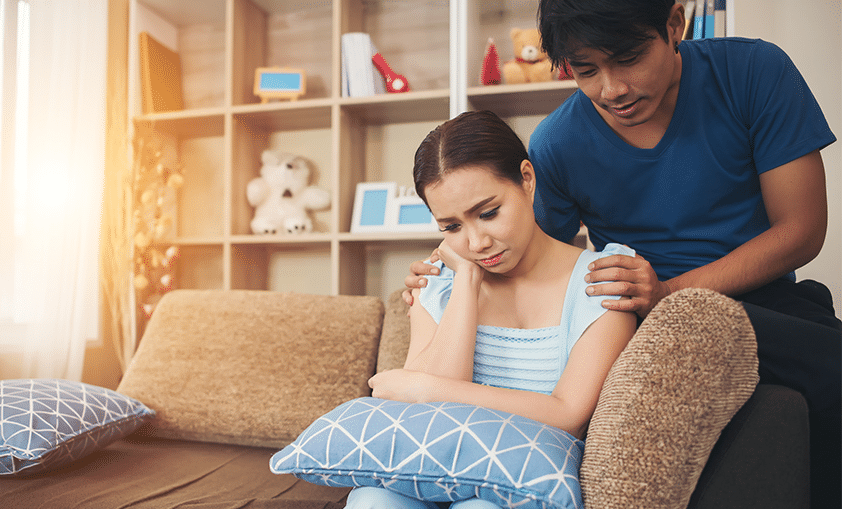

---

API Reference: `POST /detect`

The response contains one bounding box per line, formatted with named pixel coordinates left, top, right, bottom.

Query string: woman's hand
left=401, top=241, right=483, bottom=306
left=369, top=369, right=440, bottom=404
left=435, top=240, right=483, bottom=279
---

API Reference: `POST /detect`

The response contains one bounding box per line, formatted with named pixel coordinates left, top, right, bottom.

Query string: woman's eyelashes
left=479, top=206, right=500, bottom=220
left=438, top=206, right=501, bottom=233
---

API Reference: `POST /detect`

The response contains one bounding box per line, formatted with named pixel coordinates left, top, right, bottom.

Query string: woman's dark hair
left=538, top=0, right=676, bottom=68
left=413, top=110, right=529, bottom=205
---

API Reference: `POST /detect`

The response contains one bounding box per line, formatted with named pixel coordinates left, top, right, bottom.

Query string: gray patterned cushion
left=0, top=379, right=154, bottom=476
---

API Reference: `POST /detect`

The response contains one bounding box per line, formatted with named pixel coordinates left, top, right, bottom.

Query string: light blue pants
left=345, top=487, right=502, bottom=509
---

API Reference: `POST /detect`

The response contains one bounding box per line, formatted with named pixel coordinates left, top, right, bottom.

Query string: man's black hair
left=538, top=0, right=676, bottom=68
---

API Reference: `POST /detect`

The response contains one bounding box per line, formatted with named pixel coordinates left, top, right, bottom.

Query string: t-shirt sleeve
left=417, top=260, right=453, bottom=324
left=743, top=40, right=836, bottom=174
left=566, top=243, right=636, bottom=346
left=529, top=109, right=583, bottom=244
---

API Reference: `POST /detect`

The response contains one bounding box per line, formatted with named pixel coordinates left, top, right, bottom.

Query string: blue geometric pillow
left=0, top=379, right=155, bottom=476
left=271, top=397, right=584, bottom=509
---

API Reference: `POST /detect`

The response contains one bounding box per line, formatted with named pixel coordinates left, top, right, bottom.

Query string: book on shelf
left=341, top=33, right=386, bottom=98
left=693, top=0, right=706, bottom=39
left=704, top=0, right=716, bottom=38
left=713, top=0, right=727, bottom=38
left=689, top=0, right=726, bottom=40
left=138, top=32, right=184, bottom=114
left=683, top=1, right=696, bottom=40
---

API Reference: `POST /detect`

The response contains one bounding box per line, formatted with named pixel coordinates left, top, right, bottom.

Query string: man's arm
left=587, top=150, right=828, bottom=317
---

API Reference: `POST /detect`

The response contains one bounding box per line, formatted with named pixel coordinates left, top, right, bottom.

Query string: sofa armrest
left=688, top=384, right=810, bottom=509
left=581, top=288, right=759, bottom=509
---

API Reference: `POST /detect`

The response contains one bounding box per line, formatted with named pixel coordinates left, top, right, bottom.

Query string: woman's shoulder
left=568, top=243, right=636, bottom=303
left=575, top=242, right=635, bottom=267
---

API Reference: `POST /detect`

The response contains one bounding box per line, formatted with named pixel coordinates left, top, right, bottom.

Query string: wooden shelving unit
left=128, top=0, right=580, bottom=303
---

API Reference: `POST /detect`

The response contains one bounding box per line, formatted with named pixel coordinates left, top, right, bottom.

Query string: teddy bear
left=246, top=150, right=330, bottom=235
left=502, top=28, right=554, bottom=84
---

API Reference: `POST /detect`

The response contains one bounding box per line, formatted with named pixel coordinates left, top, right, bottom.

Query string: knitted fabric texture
left=580, top=288, right=759, bottom=509
left=376, top=290, right=411, bottom=373
left=117, top=289, right=384, bottom=448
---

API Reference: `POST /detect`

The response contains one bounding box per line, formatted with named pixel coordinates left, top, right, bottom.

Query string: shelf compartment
left=173, top=244, right=225, bottom=290
left=136, top=118, right=227, bottom=240
left=133, top=0, right=227, bottom=112
left=269, top=244, right=333, bottom=294
left=231, top=112, right=334, bottom=237
left=232, top=0, right=334, bottom=105
left=339, top=237, right=442, bottom=302
left=336, top=111, right=447, bottom=235
left=466, top=0, right=546, bottom=90
left=342, top=0, right=450, bottom=96
left=178, top=132, right=227, bottom=238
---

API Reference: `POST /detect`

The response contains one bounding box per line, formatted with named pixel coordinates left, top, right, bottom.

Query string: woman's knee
left=345, top=487, right=440, bottom=509
left=450, top=498, right=502, bottom=509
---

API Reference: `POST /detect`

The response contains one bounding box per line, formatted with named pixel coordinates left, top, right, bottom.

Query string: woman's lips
left=479, top=253, right=504, bottom=267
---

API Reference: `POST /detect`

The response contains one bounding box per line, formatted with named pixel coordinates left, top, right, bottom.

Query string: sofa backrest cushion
left=117, top=289, right=385, bottom=448
left=376, top=290, right=411, bottom=373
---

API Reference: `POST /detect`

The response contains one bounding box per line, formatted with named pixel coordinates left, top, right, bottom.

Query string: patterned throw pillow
left=0, top=379, right=155, bottom=476
left=271, top=397, right=584, bottom=509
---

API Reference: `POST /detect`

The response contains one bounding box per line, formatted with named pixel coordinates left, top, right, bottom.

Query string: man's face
left=566, top=34, right=681, bottom=130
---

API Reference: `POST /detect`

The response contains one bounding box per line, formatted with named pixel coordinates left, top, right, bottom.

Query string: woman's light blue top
left=418, top=243, right=634, bottom=395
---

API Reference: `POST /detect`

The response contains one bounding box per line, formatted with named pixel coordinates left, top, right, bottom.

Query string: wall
left=734, top=0, right=842, bottom=318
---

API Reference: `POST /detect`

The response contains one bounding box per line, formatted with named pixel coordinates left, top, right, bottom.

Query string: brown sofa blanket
left=1, top=434, right=350, bottom=509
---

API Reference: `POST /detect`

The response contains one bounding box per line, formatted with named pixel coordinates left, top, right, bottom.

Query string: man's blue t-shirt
left=529, top=38, right=836, bottom=280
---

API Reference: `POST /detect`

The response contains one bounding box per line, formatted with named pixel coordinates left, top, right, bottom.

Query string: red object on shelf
left=481, top=38, right=501, bottom=85
left=558, top=60, right=574, bottom=80
left=372, top=53, right=410, bottom=93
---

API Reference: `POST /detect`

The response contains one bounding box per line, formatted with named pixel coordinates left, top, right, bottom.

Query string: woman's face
left=424, top=162, right=537, bottom=274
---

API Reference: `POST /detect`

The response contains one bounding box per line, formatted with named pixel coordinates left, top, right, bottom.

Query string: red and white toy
left=372, top=53, right=410, bottom=93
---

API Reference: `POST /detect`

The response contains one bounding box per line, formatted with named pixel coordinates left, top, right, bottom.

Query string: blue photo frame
left=254, top=67, right=306, bottom=103
left=387, top=193, right=439, bottom=232
left=351, top=182, right=396, bottom=233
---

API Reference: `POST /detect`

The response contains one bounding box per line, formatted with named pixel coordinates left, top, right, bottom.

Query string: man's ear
left=667, top=3, right=686, bottom=44
left=520, top=160, right=537, bottom=200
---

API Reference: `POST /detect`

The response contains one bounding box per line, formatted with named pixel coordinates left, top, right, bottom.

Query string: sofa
left=0, top=288, right=810, bottom=508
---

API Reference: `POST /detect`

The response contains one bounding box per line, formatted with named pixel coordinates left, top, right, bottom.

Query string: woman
left=347, top=111, right=637, bottom=509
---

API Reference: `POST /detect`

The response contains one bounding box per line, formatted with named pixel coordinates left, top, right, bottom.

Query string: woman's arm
left=371, top=307, right=636, bottom=439
left=402, top=242, right=484, bottom=381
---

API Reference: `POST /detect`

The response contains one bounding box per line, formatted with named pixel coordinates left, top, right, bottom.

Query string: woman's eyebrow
left=435, top=196, right=496, bottom=223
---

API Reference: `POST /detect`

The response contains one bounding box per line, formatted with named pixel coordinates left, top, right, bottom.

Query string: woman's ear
left=520, top=160, right=537, bottom=200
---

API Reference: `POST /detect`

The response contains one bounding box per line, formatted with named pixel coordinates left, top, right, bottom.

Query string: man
left=406, top=1, right=839, bottom=505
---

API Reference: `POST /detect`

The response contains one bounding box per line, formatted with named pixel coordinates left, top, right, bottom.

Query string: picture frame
left=386, top=191, right=438, bottom=232
left=351, top=182, right=396, bottom=233
left=253, top=67, right=306, bottom=103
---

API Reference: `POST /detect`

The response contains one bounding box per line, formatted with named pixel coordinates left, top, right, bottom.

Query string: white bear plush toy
left=247, top=150, right=331, bottom=235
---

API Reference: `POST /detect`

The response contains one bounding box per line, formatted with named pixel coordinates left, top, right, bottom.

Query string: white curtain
left=0, top=0, right=107, bottom=380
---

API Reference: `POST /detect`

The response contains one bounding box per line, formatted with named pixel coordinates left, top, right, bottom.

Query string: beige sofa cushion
left=376, top=289, right=411, bottom=373
left=117, top=289, right=384, bottom=448
left=580, top=288, right=758, bottom=509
